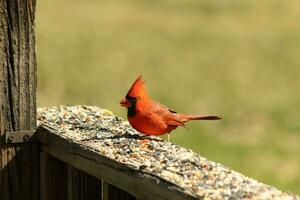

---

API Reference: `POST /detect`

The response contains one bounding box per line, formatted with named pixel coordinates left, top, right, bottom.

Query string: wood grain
left=0, top=0, right=38, bottom=199
left=67, top=165, right=102, bottom=200
left=102, top=182, right=135, bottom=200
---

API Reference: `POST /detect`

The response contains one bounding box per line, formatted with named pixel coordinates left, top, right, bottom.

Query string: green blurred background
left=37, top=0, right=300, bottom=194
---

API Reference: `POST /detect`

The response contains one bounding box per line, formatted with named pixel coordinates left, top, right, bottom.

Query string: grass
left=37, top=0, right=300, bottom=194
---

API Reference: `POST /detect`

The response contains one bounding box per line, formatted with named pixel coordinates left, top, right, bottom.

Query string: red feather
left=127, top=75, right=148, bottom=99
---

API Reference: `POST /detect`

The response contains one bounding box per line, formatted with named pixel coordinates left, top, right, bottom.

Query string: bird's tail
left=179, top=114, right=221, bottom=121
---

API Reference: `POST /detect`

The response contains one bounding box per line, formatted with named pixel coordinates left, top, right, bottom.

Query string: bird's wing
left=150, top=101, right=185, bottom=127
left=138, top=101, right=167, bottom=128
left=168, top=119, right=185, bottom=127
left=168, top=108, right=177, bottom=113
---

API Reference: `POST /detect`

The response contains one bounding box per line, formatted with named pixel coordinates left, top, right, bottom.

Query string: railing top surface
left=37, top=105, right=299, bottom=200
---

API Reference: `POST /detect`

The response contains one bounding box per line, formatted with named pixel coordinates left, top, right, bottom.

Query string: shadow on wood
left=40, top=152, right=102, bottom=200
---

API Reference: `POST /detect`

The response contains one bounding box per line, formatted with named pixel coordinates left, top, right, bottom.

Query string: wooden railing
left=35, top=105, right=299, bottom=200
left=1, top=2, right=299, bottom=200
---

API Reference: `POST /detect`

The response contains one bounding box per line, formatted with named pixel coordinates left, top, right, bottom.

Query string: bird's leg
left=167, top=133, right=170, bottom=142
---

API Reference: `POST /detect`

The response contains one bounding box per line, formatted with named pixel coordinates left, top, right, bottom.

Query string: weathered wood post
left=0, top=1, right=39, bottom=200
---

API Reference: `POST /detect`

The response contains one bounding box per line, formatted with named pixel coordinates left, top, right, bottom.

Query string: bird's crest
left=127, top=75, right=148, bottom=98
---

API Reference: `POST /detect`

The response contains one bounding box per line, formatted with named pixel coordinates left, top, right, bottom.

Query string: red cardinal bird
left=120, top=76, right=221, bottom=139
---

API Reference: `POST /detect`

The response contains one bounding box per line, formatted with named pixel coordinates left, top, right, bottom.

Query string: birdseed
left=37, top=105, right=299, bottom=200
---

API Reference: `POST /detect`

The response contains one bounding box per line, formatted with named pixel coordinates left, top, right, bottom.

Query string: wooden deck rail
left=1, top=2, right=298, bottom=200
left=36, top=105, right=300, bottom=200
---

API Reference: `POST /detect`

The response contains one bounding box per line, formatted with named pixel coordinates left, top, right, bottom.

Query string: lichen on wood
left=37, top=105, right=300, bottom=200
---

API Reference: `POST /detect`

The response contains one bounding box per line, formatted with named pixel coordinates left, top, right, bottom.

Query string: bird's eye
left=126, top=95, right=138, bottom=101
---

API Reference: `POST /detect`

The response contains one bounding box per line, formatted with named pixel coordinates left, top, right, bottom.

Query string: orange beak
left=120, top=98, right=131, bottom=108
